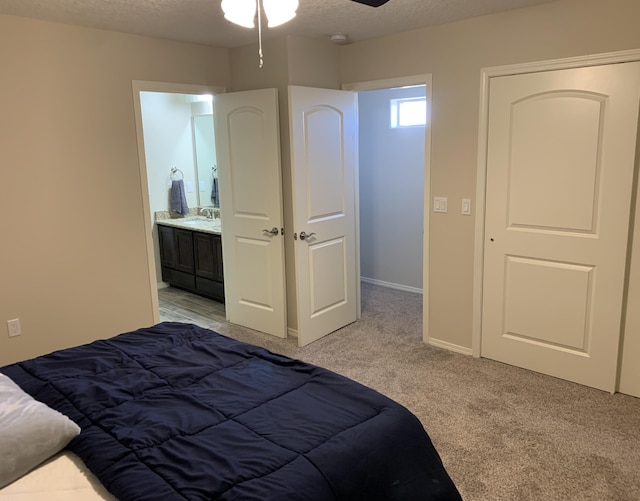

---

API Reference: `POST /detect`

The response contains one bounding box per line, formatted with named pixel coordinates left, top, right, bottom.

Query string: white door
left=289, top=86, right=358, bottom=346
left=481, top=62, right=640, bottom=392
left=214, top=88, right=287, bottom=337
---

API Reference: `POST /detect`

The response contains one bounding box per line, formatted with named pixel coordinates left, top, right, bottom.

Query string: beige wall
left=0, top=14, right=229, bottom=365
left=338, top=0, right=640, bottom=353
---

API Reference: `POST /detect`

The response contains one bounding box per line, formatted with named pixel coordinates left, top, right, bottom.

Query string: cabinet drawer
left=162, top=267, right=195, bottom=290
left=196, top=276, right=225, bottom=301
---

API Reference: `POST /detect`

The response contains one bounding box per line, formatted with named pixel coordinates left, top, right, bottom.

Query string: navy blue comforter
left=1, top=322, right=461, bottom=500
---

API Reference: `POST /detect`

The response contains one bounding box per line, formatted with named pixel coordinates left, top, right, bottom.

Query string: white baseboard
left=157, top=282, right=169, bottom=289
left=361, top=277, right=422, bottom=295
left=428, top=338, right=473, bottom=356
left=287, top=328, right=298, bottom=338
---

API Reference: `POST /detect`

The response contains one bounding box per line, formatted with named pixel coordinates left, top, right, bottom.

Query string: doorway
left=132, top=81, right=224, bottom=323
left=344, top=75, right=433, bottom=342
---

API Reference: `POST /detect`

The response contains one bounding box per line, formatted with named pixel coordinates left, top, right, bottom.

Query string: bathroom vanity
left=157, top=217, right=224, bottom=302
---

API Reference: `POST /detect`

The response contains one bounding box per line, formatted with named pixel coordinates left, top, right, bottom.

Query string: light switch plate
left=434, top=197, right=448, bottom=213
left=462, top=198, right=472, bottom=215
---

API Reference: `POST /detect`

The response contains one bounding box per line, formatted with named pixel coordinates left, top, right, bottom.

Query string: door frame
left=472, top=48, right=640, bottom=358
left=343, top=74, right=433, bottom=344
left=132, top=80, right=225, bottom=324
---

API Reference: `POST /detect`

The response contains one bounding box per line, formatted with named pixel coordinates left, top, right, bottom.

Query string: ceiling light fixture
left=221, top=0, right=299, bottom=68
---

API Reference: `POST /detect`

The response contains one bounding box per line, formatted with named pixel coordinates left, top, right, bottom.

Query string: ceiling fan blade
left=351, top=0, right=391, bottom=6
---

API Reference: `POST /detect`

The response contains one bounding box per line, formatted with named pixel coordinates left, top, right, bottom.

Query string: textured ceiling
left=0, top=0, right=556, bottom=48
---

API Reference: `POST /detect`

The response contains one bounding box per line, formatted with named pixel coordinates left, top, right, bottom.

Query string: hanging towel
left=170, top=180, right=190, bottom=215
left=211, top=177, right=219, bottom=208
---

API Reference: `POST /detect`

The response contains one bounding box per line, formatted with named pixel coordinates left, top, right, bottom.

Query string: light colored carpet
left=159, top=283, right=640, bottom=500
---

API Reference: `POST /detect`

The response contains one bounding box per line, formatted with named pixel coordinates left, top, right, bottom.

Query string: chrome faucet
left=200, top=207, right=214, bottom=219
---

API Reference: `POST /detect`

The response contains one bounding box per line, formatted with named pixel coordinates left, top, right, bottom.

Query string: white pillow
left=0, top=373, right=81, bottom=488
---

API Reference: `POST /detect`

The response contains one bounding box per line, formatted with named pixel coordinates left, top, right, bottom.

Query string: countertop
left=156, top=216, right=222, bottom=235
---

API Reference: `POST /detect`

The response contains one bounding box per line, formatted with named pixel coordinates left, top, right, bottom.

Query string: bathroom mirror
left=193, top=114, right=218, bottom=208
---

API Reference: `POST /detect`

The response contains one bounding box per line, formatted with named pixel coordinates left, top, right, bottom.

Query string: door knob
left=299, top=231, right=316, bottom=241
left=262, top=227, right=279, bottom=236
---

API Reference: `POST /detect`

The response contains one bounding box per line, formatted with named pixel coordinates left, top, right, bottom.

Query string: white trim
left=342, top=74, right=433, bottom=346
left=472, top=48, right=640, bottom=359
left=343, top=75, right=429, bottom=92
left=361, top=277, right=423, bottom=295
left=428, top=338, right=473, bottom=356
left=287, top=327, right=298, bottom=338
left=132, top=80, right=226, bottom=325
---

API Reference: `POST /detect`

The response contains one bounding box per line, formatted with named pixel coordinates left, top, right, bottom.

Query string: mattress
left=0, top=452, right=115, bottom=501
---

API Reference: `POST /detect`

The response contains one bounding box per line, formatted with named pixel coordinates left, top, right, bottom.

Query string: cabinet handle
left=299, top=231, right=316, bottom=241
left=262, top=227, right=279, bottom=236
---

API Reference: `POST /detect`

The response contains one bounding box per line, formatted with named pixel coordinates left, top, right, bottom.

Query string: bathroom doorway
left=132, top=81, right=224, bottom=323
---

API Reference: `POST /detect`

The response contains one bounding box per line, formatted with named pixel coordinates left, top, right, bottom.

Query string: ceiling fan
left=222, top=0, right=391, bottom=67
left=351, top=0, right=391, bottom=6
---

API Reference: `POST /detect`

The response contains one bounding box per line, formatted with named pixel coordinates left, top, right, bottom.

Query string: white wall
left=141, top=92, right=198, bottom=216
left=358, top=86, right=425, bottom=291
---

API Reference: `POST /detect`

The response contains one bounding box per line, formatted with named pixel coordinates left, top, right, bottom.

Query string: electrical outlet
left=7, top=318, right=21, bottom=337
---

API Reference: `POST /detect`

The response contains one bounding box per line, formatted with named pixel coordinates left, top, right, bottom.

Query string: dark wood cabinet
left=175, top=229, right=195, bottom=273
left=158, top=225, right=224, bottom=302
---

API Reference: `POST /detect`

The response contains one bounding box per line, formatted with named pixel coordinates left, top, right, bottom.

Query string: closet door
left=214, top=89, right=287, bottom=338
left=481, top=62, right=640, bottom=392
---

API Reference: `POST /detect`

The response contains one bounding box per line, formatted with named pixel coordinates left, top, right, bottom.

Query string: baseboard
left=428, top=338, right=473, bottom=356
left=287, top=328, right=298, bottom=338
left=157, top=282, right=169, bottom=289
left=361, top=277, right=423, bottom=295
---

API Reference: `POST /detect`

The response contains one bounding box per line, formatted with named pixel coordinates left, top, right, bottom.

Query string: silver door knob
left=262, top=227, right=279, bottom=236
left=299, top=231, right=316, bottom=241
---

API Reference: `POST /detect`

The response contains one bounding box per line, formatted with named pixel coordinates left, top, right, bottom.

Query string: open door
left=289, top=86, right=359, bottom=346
left=214, top=88, right=287, bottom=338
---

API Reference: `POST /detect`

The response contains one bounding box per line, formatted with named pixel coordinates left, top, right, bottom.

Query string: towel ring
left=170, top=167, right=184, bottom=180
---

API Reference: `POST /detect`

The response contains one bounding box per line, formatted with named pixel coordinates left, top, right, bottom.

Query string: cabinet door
left=158, top=225, right=176, bottom=268
left=212, top=234, right=224, bottom=283
left=194, top=232, right=215, bottom=280
left=175, top=229, right=194, bottom=273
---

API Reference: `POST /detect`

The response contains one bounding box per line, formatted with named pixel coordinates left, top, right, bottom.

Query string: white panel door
left=289, top=86, right=358, bottom=347
left=481, top=62, right=640, bottom=392
left=214, top=89, right=287, bottom=338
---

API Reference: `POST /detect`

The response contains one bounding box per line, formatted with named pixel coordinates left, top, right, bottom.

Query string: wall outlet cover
left=434, top=197, right=448, bottom=213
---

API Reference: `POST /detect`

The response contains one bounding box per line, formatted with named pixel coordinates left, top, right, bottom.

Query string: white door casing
left=289, top=86, right=358, bottom=347
left=480, top=62, right=640, bottom=392
left=214, top=88, right=287, bottom=338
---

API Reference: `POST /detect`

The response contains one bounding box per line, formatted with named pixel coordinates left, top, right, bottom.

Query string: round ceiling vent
left=330, top=33, right=352, bottom=45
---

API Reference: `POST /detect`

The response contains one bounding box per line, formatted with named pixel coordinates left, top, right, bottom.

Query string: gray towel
left=170, top=180, right=190, bottom=215
left=211, top=177, right=219, bottom=208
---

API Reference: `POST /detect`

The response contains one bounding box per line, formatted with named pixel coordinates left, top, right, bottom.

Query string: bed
left=0, top=322, right=461, bottom=500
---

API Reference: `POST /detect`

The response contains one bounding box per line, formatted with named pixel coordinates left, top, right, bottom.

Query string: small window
left=390, top=97, right=427, bottom=128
